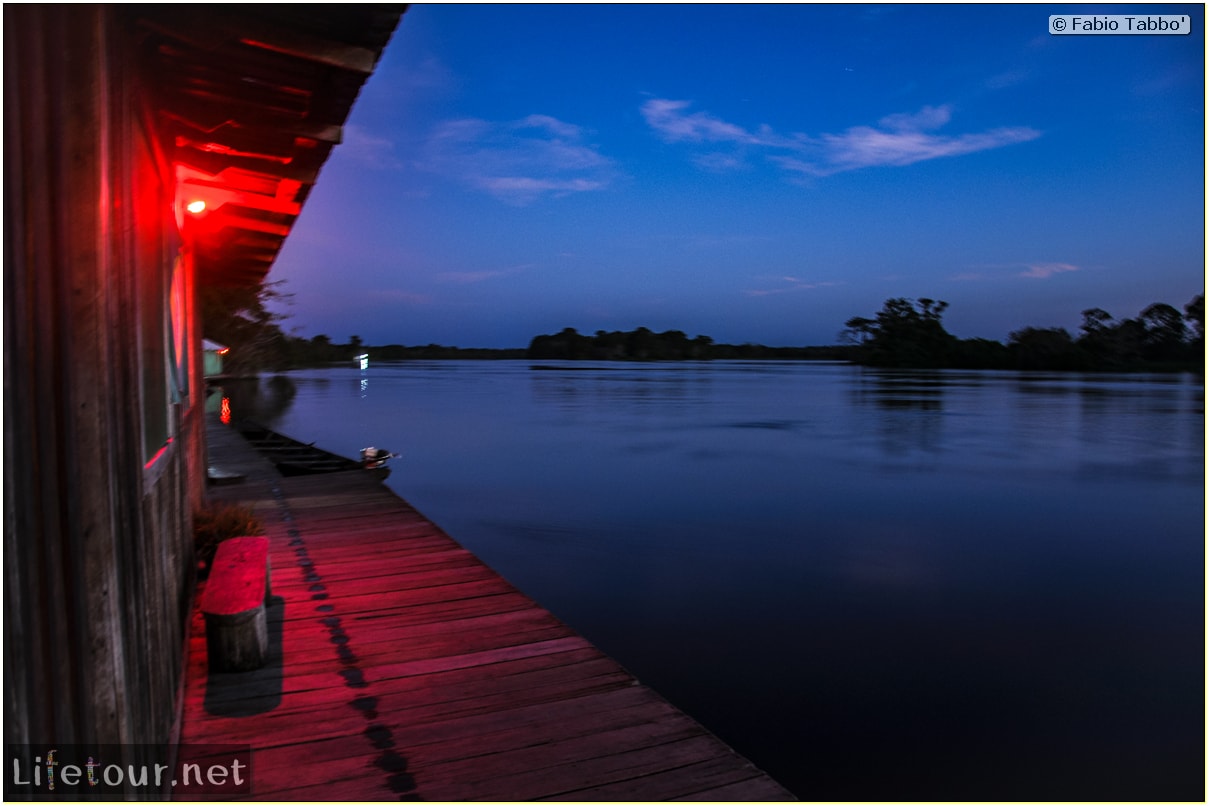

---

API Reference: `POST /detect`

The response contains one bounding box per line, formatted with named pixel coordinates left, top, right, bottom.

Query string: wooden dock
left=181, top=418, right=795, bottom=800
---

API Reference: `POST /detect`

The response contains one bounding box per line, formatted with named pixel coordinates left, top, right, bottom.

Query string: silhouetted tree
left=846, top=296, right=1203, bottom=372
left=200, top=278, right=294, bottom=373
left=951, top=337, right=1010, bottom=369
left=625, top=326, right=657, bottom=359
left=529, top=327, right=593, bottom=359
left=1113, top=318, right=1148, bottom=367
left=1080, top=307, right=1115, bottom=336
left=1184, top=295, right=1204, bottom=339
left=1139, top=303, right=1187, bottom=363
left=841, top=316, right=877, bottom=345
left=917, top=298, right=949, bottom=322
left=863, top=297, right=958, bottom=367
left=1008, top=327, right=1083, bottom=370
left=1184, top=295, right=1204, bottom=368
left=1077, top=308, right=1115, bottom=363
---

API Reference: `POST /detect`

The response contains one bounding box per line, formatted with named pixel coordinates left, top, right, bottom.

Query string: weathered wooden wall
left=4, top=6, right=400, bottom=792
left=3, top=3, right=203, bottom=774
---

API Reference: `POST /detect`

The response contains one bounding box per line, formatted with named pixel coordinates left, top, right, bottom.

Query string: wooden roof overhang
left=133, top=5, right=406, bottom=287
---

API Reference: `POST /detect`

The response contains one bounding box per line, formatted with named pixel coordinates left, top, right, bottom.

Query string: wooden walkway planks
left=180, top=418, right=794, bottom=800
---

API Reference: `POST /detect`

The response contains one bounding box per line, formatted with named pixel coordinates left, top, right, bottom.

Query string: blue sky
left=270, top=3, right=1205, bottom=348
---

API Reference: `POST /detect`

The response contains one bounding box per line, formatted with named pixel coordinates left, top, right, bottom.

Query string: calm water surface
left=237, top=361, right=1203, bottom=800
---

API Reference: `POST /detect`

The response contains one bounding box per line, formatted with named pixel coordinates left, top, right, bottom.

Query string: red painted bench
left=200, top=536, right=271, bottom=672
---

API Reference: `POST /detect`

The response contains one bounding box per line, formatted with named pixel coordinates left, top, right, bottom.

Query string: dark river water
left=230, top=360, right=1204, bottom=801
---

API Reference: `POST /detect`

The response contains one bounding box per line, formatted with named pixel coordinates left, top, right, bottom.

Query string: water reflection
left=211, top=374, right=297, bottom=423
left=853, top=369, right=947, bottom=410
left=528, top=362, right=713, bottom=412
left=235, top=361, right=1203, bottom=801
left=1074, top=375, right=1204, bottom=481
left=850, top=369, right=947, bottom=459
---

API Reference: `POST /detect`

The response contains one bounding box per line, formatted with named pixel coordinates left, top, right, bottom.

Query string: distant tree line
left=842, top=296, right=1204, bottom=371
left=362, top=343, right=526, bottom=360
left=526, top=327, right=853, bottom=361
left=201, top=279, right=526, bottom=373
left=276, top=334, right=526, bottom=366
left=203, top=278, right=1202, bottom=375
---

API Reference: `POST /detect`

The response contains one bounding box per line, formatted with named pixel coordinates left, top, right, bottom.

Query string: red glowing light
left=144, top=437, right=174, bottom=470
left=217, top=347, right=230, bottom=355
left=220, top=397, right=231, bottom=425
left=185, top=200, right=207, bottom=214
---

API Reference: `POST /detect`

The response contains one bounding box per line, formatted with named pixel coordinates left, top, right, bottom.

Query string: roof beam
left=136, top=8, right=382, bottom=74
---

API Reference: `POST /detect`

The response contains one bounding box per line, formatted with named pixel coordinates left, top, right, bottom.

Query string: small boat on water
left=235, top=421, right=396, bottom=480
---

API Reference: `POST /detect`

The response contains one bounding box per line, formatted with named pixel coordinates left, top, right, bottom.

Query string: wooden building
left=3, top=3, right=403, bottom=783
left=202, top=340, right=230, bottom=380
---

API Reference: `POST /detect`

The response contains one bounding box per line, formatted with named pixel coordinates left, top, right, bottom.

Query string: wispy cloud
left=744, top=276, right=840, bottom=297
left=642, top=99, right=780, bottom=146
left=1020, top=262, right=1079, bottom=279
left=954, top=262, right=1082, bottom=281
left=424, top=114, right=615, bottom=204
left=693, top=152, right=749, bottom=172
left=642, top=100, right=1040, bottom=178
left=435, top=265, right=531, bottom=284
left=341, top=124, right=404, bottom=170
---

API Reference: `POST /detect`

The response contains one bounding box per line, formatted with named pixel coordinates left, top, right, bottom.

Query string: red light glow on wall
left=220, top=397, right=231, bottom=425
left=144, top=437, right=174, bottom=470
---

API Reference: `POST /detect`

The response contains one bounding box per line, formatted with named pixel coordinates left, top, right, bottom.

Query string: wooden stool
left=200, top=536, right=271, bottom=672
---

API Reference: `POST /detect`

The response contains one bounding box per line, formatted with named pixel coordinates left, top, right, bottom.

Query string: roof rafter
left=133, top=5, right=405, bottom=287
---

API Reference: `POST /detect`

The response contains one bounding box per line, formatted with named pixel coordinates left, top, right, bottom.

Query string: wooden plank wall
left=2, top=4, right=201, bottom=776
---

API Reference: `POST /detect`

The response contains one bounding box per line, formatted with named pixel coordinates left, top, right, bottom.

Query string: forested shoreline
left=202, top=279, right=1203, bottom=374
left=525, top=327, right=852, bottom=361
left=841, top=296, right=1203, bottom=371
left=524, top=294, right=1204, bottom=371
